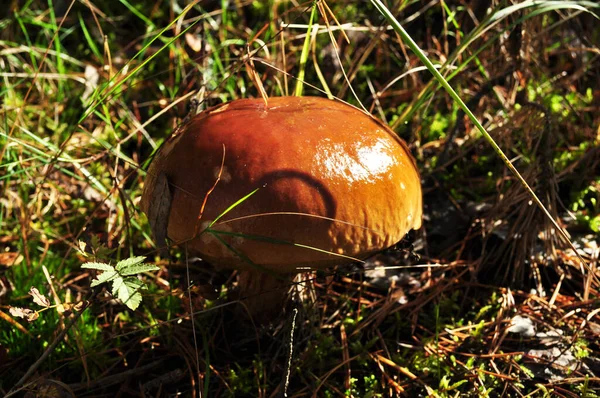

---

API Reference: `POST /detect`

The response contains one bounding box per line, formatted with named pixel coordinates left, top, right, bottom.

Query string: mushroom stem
left=236, top=269, right=293, bottom=321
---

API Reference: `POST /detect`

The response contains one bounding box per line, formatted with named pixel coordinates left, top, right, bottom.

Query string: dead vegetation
left=1, top=0, right=599, bottom=396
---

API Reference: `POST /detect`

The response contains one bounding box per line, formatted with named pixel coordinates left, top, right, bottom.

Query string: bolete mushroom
left=140, top=96, right=422, bottom=319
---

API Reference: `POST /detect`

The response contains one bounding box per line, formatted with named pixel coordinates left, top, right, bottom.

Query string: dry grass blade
left=2, top=1, right=599, bottom=396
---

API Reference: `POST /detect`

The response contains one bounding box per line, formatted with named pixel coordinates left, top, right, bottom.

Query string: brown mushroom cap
left=141, top=96, right=422, bottom=273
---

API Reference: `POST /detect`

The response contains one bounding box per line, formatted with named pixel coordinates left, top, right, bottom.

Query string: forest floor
left=1, top=1, right=599, bottom=397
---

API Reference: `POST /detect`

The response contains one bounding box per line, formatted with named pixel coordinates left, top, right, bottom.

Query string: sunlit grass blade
left=1, top=128, right=108, bottom=194
left=78, top=13, right=102, bottom=61
left=79, top=1, right=201, bottom=123
left=207, top=188, right=261, bottom=228
left=294, top=2, right=317, bottom=97
left=370, top=0, right=595, bottom=284
left=393, top=1, right=600, bottom=129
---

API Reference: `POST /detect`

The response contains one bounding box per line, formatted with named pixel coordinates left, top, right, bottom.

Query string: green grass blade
left=393, top=1, right=599, bottom=129
left=119, top=0, right=155, bottom=28
left=294, top=2, right=317, bottom=97
left=370, top=0, right=593, bottom=277
left=79, top=1, right=201, bottom=123
left=208, top=188, right=260, bottom=227
left=78, top=13, right=102, bottom=61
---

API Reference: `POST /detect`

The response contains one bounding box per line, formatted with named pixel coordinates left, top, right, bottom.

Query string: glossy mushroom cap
left=141, top=96, right=422, bottom=273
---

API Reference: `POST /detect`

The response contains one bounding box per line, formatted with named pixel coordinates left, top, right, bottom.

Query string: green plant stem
left=370, top=0, right=593, bottom=285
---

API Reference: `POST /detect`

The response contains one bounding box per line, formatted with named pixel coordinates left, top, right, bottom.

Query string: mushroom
left=140, top=96, right=422, bottom=319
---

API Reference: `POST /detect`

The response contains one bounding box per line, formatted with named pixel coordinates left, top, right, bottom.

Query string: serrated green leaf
left=115, top=256, right=146, bottom=272
left=123, top=291, right=143, bottom=311
left=90, top=235, right=116, bottom=260
left=90, top=270, right=118, bottom=287
left=124, top=278, right=145, bottom=289
left=95, top=246, right=117, bottom=260
left=82, top=262, right=114, bottom=272
left=111, top=276, right=124, bottom=296
left=117, top=278, right=143, bottom=310
left=90, top=279, right=103, bottom=287
left=118, top=263, right=159, bottom=276
left=90, top=234, right=102, bottom=250
left=117, top=280, right=131, bottom=301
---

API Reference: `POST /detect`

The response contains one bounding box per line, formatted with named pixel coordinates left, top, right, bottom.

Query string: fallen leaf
left=29, top=286, right=51, bottom=307
left=589, top=321, right=600, bottom=336
left=185, top=32, right=202, bottom=52
left=507, top=315, right=535, bottom=337
left=0, top=252, right=23, bottom=267
left=31, top=379, right=76, bottom=398
left=76, top=240, right=88, bottom=257
left=81, top=64, right=99, bottom=105
left=9, top=307, right=39, bottom=322
left=57, top=303, right=73, bottom=316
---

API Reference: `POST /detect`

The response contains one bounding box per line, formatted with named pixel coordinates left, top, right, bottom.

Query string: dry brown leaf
left=0, top=252, right=23, bottom=267
left=76, top=240, right=88, bottom=257
left=31, top=379, right=77, bottom=398
left=57, top=302, right=83, bottom=316
left=29, top=286, right=51, bottom=307
left=57, top=303, right=73, bottom=316
left=9, top=306, right=39, bottom=322
left=185, top=32, right=202, bottom=52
